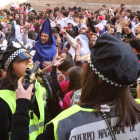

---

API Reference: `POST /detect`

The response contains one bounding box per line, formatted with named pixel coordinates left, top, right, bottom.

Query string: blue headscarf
left=33, top=18, right=57, bottom=69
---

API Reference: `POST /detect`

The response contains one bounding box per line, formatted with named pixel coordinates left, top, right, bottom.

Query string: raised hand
left=42, top=61, right=52, bottom=68
left=53, top=58, right=65, bottom=67
left=75, top=44, right=81, bottom=56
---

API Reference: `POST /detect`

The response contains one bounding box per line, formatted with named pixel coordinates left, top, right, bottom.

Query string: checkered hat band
left=4, top=49, right=26, bottom=70
left=87, top=56, right=124, bottom=87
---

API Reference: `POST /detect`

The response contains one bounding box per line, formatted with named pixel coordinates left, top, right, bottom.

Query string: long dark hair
left=0, top=62, right=18, bottom=90
left=46, top=75, right=62, bottom=122
left=67, top=66, right=83, bottom=91
left=28, top=30, right=37, bottom=40
left=20, top=13, right=26, bottom=21
left=34, top=22, right=41, bottom=34
left=79, top=64, right=140, bottom=127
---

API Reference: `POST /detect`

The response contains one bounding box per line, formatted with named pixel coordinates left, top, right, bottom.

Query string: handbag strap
left=101, top=112, right=117, bottom=140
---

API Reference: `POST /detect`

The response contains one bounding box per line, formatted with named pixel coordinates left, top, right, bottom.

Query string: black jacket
left=0, top=79, right=40, bottom=140
left=11, top=99, right=55, bottom=140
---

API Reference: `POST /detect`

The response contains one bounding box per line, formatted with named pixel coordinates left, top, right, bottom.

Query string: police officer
left=12, top=34, right=140, bottom=140
left=0, top=39, right=46, bottom=140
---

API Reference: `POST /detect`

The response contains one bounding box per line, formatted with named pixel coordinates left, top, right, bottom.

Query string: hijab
left=68, top=34, right=90, bottom=59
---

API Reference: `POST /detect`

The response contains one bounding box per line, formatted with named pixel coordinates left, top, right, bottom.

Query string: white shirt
left=132, top=22, right=140, bottom=36
left=78, top=23, right=87, bottom=30
left=62, top=17, right=69, bottom=27
left=100, top=10, right=106, bottom=15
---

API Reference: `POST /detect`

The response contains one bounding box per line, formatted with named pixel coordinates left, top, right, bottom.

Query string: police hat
left=86, top=34, right=140, bottom=87
left=0, top=38, right=32, bottom=70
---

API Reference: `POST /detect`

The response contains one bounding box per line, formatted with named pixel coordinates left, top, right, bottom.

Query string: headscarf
left=68, top=34, right=90, bottom=59
left=33, top=18, right=57, bottom=69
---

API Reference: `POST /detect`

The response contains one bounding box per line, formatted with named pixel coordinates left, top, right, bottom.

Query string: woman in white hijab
left=60, top=29, right=90, bottom=59
left=68, top=34, right=90, bottom=59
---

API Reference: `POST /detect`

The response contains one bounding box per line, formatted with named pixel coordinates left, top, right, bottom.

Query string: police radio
left=23, top=61, right=53, bottom=103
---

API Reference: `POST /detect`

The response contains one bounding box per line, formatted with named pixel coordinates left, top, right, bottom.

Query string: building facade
left=1, top=0, right=140, bottom=12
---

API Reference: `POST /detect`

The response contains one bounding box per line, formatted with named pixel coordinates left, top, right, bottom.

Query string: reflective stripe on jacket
left=0, top=81, right=46, bottom=140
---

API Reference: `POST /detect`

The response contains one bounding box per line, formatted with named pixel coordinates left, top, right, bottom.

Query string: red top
left=57, top=47, right=61, bottom=56
left=46, top=8, right=50, bottom=12
left=63, top=90, right=73, bottom=110
left=40, top=20, right=45, bottom=25
left=59, top=80, right=69, bottom=93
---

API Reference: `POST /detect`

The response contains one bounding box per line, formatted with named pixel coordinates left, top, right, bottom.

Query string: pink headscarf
left=95, top=24, right=104, bottom=31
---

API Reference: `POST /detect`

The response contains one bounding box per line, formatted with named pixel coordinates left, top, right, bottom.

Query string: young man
left=128, top=38, right=140, bottom=60
left=120, top=4, right=125, bottom=9
left=26, top=3, right=33, bottom=14
left=62, top=11, right=69, bottom=28
left=78, top=15, right=87, bottom=30
left=49, top=12, right=55, bottom=20
left=72, top=13, right=79, bottom=24
left=132, top=15, right=140, bottom=35
left=46, top=4, right=52, bottom=13
left=126, top=9, right=132, bottom=18
left=68, top=10, right=74, bottom=21
left=100, top=5, right=106, bottom=15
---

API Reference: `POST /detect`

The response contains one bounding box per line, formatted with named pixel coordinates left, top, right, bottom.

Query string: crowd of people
left=0, top=2, right=140, bottom=140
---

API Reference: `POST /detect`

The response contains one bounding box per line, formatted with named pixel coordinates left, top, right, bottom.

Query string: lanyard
left=101, top=112, right=117, bottom=140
